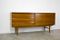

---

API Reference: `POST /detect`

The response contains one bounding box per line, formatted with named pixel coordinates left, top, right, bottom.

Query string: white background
left=0, top=0, right=60, bottom=33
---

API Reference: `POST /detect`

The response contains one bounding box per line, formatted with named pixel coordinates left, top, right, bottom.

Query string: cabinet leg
left=44, top=26, right=46, bottom=31
left=15, top=28, right=18, bottom=35
left=49, top=26, right=50, bottom=32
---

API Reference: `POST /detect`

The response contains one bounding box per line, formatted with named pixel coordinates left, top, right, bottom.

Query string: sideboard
left=11, top=12, right=55, bottom=35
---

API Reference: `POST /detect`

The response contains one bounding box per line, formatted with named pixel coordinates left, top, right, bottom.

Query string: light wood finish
left=11, top=12, right=55, bottom=35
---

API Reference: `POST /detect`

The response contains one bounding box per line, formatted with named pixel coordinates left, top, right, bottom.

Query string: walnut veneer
left=11, top=12, right=55, bottom=35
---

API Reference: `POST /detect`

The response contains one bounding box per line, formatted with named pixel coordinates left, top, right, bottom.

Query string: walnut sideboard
left=11, top=12, right=55, bottom=35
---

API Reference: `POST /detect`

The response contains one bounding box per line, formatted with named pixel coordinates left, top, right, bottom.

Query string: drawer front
left=12, top=19, right=34, bottom=27
left=35, top=13, right=55, bottom=26
left=12, top=13, right=33, bottom=19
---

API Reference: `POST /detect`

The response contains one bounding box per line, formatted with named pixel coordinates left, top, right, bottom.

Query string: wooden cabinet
left=11, top=12, right=55, bottom=35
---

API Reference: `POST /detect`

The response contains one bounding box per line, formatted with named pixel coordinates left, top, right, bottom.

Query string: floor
left=0, top=30, right=60, bottom=40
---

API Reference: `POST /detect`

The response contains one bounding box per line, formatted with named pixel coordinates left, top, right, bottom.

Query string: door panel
left=35, top=13, right=55, bottom=26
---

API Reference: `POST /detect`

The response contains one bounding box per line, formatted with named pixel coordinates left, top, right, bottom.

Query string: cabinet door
left=35, top=13, right=55, bottom=26
left=12, top=13, right=34, bottom=28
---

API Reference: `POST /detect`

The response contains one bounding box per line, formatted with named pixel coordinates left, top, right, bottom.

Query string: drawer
left=12, top=22, right=34, bottom=28
left=12, top=13, right=34, bottom=19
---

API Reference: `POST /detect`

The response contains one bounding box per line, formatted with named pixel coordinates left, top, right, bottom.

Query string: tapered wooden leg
left=44, top=26, right=46, bottom=31
left=49, top=26, right=50, bottom=32
left=15, top=28, right=18, bottom=35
